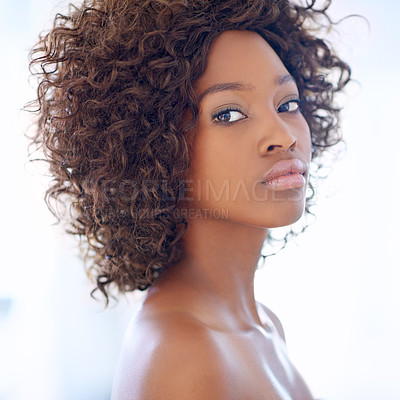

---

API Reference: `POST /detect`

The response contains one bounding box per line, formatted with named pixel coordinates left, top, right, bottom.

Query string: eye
left=212, top=108, right=247, bottom=125
left=277, top=99, right=301, bottom=114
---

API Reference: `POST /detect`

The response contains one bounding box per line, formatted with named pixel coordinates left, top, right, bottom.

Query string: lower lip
left=262, top=173, right=306, bottom=191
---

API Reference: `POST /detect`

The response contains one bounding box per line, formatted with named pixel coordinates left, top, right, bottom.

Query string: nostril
left=289, top=140, right=297, bottom=151
left=267, top=145, right=278, bottom=152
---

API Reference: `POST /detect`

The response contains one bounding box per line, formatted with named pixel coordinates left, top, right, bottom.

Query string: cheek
left=189, top=120, right=235, bottom=177
left=297, top=117, right=312, bottom=158
left=186, top=124, right=245, bottom=207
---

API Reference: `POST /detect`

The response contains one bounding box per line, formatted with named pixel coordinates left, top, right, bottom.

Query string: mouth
left=261, top=159, right=307, bottom=190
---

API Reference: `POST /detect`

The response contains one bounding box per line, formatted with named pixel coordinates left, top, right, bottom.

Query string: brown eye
left=212, top=110, right=247, bottom=124
left=278, top=99, right=301, bottom=113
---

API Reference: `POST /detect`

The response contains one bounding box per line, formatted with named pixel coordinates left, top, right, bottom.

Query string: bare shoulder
left=257, top=301, right=286, bottom=342
left=111, top=310, right=235, bottom=400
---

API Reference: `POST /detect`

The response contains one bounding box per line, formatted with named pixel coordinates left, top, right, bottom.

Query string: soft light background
left=0, top=0, right=398, bottom=399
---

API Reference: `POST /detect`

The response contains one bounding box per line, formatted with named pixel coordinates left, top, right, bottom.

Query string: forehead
left=195, top=30, right=290, bottom=94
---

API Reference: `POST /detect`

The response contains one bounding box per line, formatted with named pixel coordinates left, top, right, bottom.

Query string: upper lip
left=262, top=158, right=306, bottom=183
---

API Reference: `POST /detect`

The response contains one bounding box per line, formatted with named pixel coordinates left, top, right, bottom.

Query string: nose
left=257, top=116, right=297, bottom=155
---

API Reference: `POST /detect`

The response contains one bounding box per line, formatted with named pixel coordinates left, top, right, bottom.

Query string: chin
left=251, top=191, right=307, bottom=228
left=269, top=201, right=306, bottom=227
left=224, top=201, right=305, bottom=230
left=265, top=211, right=304, bottom=228
left=252, top=209, right=304, bottom=229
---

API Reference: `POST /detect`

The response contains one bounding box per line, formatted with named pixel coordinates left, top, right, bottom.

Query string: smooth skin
left=112, top=30, right=314, bottom=400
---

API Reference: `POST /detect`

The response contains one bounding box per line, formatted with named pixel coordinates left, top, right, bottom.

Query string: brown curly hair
left=29, top=0, right=351, bottom=303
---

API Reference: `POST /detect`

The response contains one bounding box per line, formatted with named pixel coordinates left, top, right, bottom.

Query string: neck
left=147, top=217, right=268, bottom=330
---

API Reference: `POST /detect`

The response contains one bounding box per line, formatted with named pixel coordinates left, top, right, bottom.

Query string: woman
left=29, top=0, right=351, bottom=398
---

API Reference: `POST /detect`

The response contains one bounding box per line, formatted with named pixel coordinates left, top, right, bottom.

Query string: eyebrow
left=197, top=82, right=254, bottom=102
left=197, top=74, right=297, bottom=102
left=276, top=74, right=296, bottom=87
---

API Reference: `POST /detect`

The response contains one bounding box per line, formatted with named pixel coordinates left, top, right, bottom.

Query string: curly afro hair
left=29, top=0, right=351, bottom=303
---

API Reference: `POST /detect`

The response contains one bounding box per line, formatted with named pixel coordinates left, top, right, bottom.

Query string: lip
left=261, top=158, right=307, bottom=190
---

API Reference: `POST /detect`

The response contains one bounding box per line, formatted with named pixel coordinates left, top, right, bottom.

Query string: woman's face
left=184, top=30, right=312, bottom=228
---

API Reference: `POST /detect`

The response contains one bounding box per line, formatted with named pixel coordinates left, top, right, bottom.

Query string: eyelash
left=211, top=98, right=303, bottom=126
left=277, top=98, right=302, bottom=114
left=211, top=106, right=246, bottom=126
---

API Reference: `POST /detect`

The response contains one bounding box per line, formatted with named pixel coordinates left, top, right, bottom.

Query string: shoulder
left=111, top=311, right=235, bottom=400
left=257, top=301, right=286, bottom=342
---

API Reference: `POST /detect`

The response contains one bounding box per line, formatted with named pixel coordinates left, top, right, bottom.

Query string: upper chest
left=210, top=328, right=314, bottom=400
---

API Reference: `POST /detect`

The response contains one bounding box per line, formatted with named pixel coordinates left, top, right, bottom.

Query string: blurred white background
left=0, top=0, right=399, bottom=399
